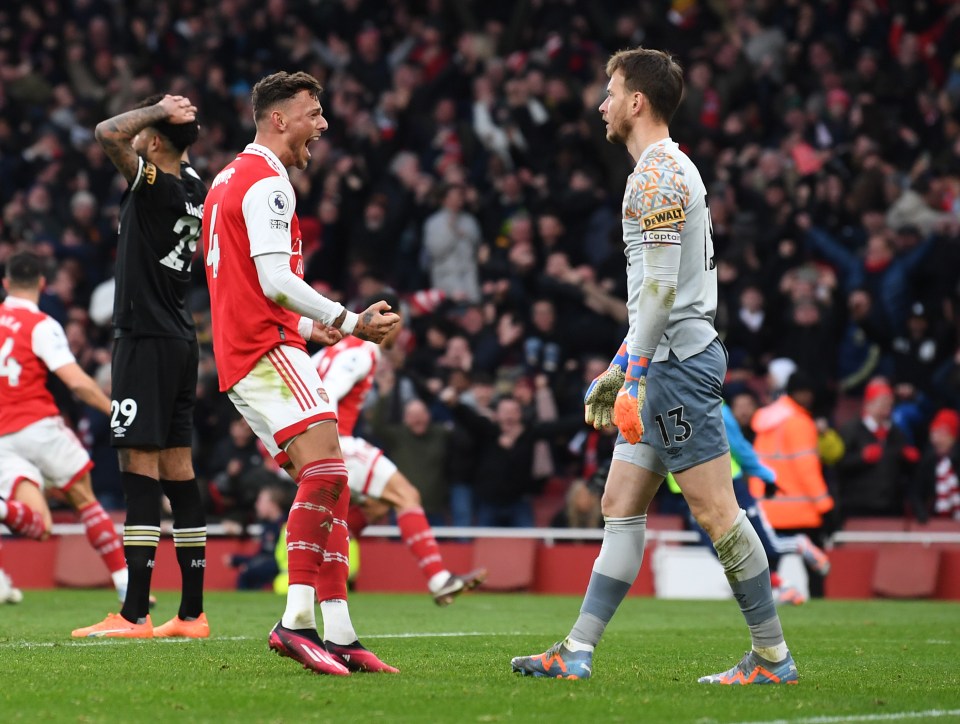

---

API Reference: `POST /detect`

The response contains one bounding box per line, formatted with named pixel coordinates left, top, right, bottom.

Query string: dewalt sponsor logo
left=641, top=205, right=685, bottom=230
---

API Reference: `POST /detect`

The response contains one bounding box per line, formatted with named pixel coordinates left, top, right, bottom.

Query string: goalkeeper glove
left=584, top=339, right=628, bottom=430
left=612, top=355, right=648, bottom=444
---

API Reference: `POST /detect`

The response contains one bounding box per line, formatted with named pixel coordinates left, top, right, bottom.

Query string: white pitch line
left=738, top=709, right=960, bottom=724
left=1, top=631, right=518, bottom=649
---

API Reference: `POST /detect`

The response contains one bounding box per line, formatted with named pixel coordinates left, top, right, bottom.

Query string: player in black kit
left=73, top=95, right=210, bottom=639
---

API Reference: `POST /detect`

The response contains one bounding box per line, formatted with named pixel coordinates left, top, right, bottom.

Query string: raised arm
left=95, top=94, right=197, bottom=182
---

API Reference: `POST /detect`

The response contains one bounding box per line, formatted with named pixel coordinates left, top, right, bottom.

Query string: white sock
left=281, top=584, right=317, bottom=630
left=320, top=599, right=358, bottom=645
left=564, top=637, right=595, bottom=653
left=427, top=570, right=452, bottom=594
left=0, top=501, right=7, bottom=519
left=111, top=568, right=129, bottom=594
left=754, top=642, right=789, bottom=662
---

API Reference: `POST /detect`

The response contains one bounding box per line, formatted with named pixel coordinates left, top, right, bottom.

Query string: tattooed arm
left=94, top=94, right=197, bottom=183
left=335, top=300, right=398, bottom=343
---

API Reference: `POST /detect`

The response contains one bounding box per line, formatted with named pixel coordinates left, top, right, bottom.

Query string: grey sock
left=714, top=509, right=784, bottom=649
left=569, top=514, right=646, bottom=647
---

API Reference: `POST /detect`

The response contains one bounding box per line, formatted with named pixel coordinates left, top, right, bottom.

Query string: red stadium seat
left=473, top=537, right=536, bottom=591
left=842, top=517, right=907, bottom=531
left=907, top=518, right=960, bottom=533
left=53, top=534, right=112, bottom=588
left=841, top=517, right=907, bottom=548
left=872, top=545, right=941, bottom=599
left=646, top=514, right=685, bottom=530
left=533, top=495, right=566, bottom=528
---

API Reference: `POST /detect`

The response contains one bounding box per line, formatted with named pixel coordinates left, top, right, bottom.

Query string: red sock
left=315, top=478, right=350, bottom=602
left=286, top=459, right=347, bottom=587
left=79, top=501, right=126, bottom=573
left=396, top=507, right=445, bottom=581
left=3, top=499, right=47, bottom=539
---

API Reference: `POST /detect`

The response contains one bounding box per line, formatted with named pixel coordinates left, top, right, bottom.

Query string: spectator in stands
left=367, top=389, right=451, bottom=526
left=512, top=375, right=557, bottom=484
left=205, top=414, right=271, bottom=522
left=910, top=409, right=960, bottom=522
left=799, top=213, right=936, bottom=336
left=835, top=378, right=920, bottom=519
left=551, top=474, right=603, bottom=530
left=225, top=483, right=294, bottom=591
left=422, top=183, right=482, bottom=303
left=440, top=387, right=561, bottom=528
left=750, top=371, right=835, bottom=596
left=836, top=287, right=890, bottom=394
left=932, top=347, right=960, bottom=411
left=729, top=390, right=761, bottom=442
left=0, top=1, right=957, bottom=539
left=891, top=302, right=953, bottom=395
left=522, top=299, right=564, bottom=381
left=725, top=285, right=778, bottom=374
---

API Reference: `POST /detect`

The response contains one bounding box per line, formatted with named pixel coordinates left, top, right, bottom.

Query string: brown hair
left=251, top=71, right=324, bottom=122
left=605, top=48, right=684, bottom=125
left=5, top=251, right=44, bottom=287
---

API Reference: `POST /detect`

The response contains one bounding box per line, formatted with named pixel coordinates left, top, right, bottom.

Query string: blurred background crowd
left=1, top=0, right=959, bottom=537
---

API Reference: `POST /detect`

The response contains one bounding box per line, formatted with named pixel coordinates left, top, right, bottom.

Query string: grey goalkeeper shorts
left=612, top=337, right=729, bottom=477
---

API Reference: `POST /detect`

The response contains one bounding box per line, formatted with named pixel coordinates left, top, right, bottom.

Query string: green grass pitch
left=1, top=590, right=958, bottom=723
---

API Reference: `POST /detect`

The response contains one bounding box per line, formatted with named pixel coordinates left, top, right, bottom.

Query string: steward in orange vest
left=748, top=374, right=835, bottom=529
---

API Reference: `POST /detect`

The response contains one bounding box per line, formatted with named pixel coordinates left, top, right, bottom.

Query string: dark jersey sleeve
left=131, top=158, right=206, bottom=274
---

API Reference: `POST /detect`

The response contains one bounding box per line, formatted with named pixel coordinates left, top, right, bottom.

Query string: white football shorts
left=340, top=435, right=398, bottom=500
left=228, top=344, right=337, bottom=464
left=0, top=416, right=93, bottom=499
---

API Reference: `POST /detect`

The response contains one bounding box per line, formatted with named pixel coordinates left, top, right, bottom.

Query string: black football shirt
left=113, top=157, right=207, bottom=339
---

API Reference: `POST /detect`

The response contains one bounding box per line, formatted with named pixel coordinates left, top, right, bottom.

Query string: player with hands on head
left=512, top=47, right=797, bottom=686
left=72, top=91, right=210, bottom=639
left=202, top=71, right=398, bottom=676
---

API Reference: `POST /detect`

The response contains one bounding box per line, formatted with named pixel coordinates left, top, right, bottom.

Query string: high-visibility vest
left=748, top=396, right=834, bottom=529
left=273, top=524, right=288, bottom=594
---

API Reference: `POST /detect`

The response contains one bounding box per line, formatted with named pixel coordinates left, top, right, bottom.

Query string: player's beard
left=605, top=112, right=631, bottom=145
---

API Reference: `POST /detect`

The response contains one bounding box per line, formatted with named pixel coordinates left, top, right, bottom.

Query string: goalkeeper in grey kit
left=511, top=47, right=798, bottom=685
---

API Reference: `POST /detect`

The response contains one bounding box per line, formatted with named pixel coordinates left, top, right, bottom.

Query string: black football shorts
left=110, top=336, right=199, bottom=449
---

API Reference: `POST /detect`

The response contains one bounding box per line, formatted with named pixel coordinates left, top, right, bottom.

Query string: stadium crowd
left=1, top=0, right=959, bottom=534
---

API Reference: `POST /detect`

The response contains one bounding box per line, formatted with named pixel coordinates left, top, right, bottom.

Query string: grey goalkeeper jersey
left=622, top=138, right=718, bottom=363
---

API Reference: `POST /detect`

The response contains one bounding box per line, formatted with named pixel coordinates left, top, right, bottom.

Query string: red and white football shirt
left=202, top=144, right=307, bottom=392
left=0, top=296, right=76, bottom=435
left=312, top=336, right=380, bottom=436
